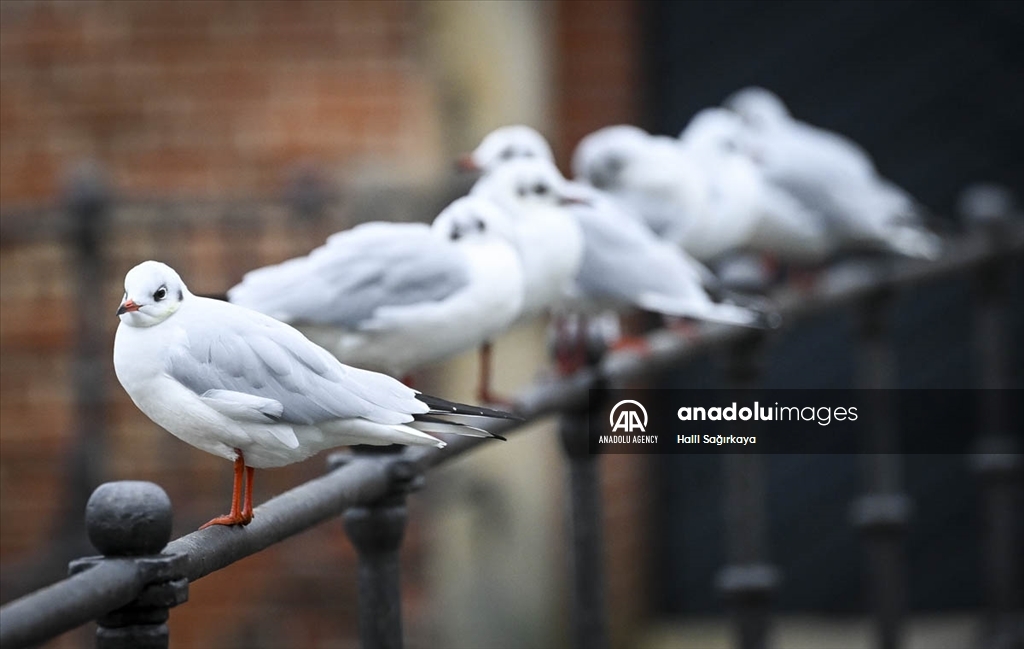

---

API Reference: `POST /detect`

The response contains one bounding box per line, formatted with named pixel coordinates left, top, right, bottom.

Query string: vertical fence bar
left=333, top=448, right=419, bottom=649
left=69, top=482, right=188, bottom=649
left=967, top=199, right=1024, bottom=649
left=715, top=333, right=779, bottom=649
left=561, top=399, right=610, bottom=649
left=851, top=290, right=910, bottom=649
left=60, top=164, right=112, bottom=546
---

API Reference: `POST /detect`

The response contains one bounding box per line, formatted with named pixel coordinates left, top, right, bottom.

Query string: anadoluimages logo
left=609, top=399, right=648, bottom=433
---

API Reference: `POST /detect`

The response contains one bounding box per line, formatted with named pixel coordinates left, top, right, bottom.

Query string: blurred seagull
left=461, top=131, right=774, bottom=344
left=565, top=181, right=775, bottom=329
left=468, top=157, right=586, bottom=319
left=114, top=261, right=515, bottom=529
left=724, top=86, right=942, bottom=260
left=677, top=108, right=831, bottom=265
left=458, top=124, right=555, bottom=174
left=228, top=196, right=525, bottom=402
left=572, top=124, right=710, bottom=247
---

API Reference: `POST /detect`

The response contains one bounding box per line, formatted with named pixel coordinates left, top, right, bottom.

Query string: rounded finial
left=85, top=481, right=173, bottom=556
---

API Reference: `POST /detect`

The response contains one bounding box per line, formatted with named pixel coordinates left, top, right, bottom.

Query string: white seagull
left=227, top=196, right=525, bottom=400
left=468, top=157, right=586, bottom=319
left=677, top=108, right=832, bottom=264
left=723, top=86, right=942, bottom=260
left=461, top=129, right=773, bottom=330
left=571, top=124, right=710, bottom=247
left=114, top=261, right=514, bottom=529
left=458, top=124, right=555, bottom=174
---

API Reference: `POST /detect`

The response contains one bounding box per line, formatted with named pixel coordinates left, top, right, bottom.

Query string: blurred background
left=1, top=1, right=1022, bottom=648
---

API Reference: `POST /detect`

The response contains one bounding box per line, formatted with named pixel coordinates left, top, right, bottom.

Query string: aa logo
left=610, top=400, right=648, bottom=433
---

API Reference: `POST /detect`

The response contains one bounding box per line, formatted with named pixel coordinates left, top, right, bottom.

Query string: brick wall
left=553, top=0, right=642, bottom=168
left=0, top=0, right=442, bottom=206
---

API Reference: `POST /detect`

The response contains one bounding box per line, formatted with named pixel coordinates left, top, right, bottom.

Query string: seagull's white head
left=432, top=195, right=517, bottom=244
left=117, top=261, right=189, bottom=328
left=723, top=86, right=790, bottom=129
left=571, top=124, right=650, bottom=190
left=461, top=125, right=555, bottom=174
left=469, top=158, right=578, bottom=218
left=679, top=107, right=746, bottom=157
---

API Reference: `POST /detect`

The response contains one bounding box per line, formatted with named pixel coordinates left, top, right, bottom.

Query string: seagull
left=571, top=124, right=709, bottom=245
left=564, top=181, right=773, bottom=328
left=227, top=196, right=525, bottom=401
left=460, top=131, right=770, bottom=326
left=458, top=133, right=775, bottom=372
left=723, top=86, right=942, bottom=260
left=458, top=124, right=555, bottom=173
left=677, top=108, right=832, bottom=265
left=468, top=157, right=586, bottom=319
left=114, top=261, right=515, bottom=529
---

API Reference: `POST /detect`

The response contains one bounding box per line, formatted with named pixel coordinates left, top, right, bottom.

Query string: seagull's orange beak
left=455, top=153, right=480, bottom=173
left=117, top=299, right=139, bottom=316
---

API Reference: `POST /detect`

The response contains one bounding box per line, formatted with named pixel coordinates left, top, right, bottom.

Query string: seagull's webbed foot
left=199, top=512, right=251, bottom=529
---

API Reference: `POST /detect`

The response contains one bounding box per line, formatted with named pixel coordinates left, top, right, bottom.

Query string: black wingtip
left=412, top=414, right=509, bottom=441
left=417, top=393, right=521, bottom=421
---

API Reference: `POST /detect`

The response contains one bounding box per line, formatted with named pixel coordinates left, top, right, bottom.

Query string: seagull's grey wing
left=167, top=298, right=428, bottom=427
left=572, top=202, right=705, bottom=305
left=230, top=222, right=471, bottom=327
left=311, top=222, right=471, bottom=329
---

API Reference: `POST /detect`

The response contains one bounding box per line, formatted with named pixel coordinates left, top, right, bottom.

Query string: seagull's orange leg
left=200, top=451, right=251, bottom=529
left=609, top=335, right=650, bottom=355
left=477, top=341, right=513, bottom=406
left=241, top=465, right=255, bottom=524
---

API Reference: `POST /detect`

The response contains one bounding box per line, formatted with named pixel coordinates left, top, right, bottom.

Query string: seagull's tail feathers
left=885, top=226, right=943, bottom=261
left=411, top=415, right=504, bottom=440
left=409, top=393, right=518, bottom=442
left=637, top=292, right=779, bottom=329
left=319, top=419, right=449, bottom=449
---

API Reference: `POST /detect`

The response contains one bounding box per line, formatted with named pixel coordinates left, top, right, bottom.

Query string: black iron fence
left=0, top=179, right=1022, bottom=649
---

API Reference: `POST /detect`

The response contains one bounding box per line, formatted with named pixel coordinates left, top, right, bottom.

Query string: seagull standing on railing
left=114, top=261, right=515, bottom=530
left=227, top=196, right=525, bottom=403
left=723, top=86, right=942, bottom=260
left=468, top=157, right=586, bottom=319
left=461, top=130, right=775, bottom=370
left=571, top=122, right=832, bottom=269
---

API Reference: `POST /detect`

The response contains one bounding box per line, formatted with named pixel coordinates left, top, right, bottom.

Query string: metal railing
left=1, top=184, right=1022, bottom=649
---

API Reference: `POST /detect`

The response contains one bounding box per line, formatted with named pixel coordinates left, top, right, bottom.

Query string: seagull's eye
left=534, top=183, right=549, bottom=196
left=473, top=217, right=486, bottom=232
left=500, top=147, right=515, bottom=161
left=153, top=286, right=167, bottom=301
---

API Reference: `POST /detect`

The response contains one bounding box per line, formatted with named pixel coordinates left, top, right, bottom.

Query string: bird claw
left=199, top=512, right=252, bottom=529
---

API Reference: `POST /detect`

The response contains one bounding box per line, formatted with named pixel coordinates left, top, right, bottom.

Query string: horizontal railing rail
left=1, top=219, right=1022, bottom=649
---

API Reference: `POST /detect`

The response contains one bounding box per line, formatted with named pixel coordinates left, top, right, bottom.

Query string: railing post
left=332, top=448, right=421, bottom=649
left=69, top=481, right=188, bottom=649
left=61, top=163, right=112, bottom=546
left=715, top=332, right=779, bottom=649
left=962, top=184, right=1024, bottom=649
left=850, top=289, right=910, bottom=649
left=561, top=400, right=610, bottom=649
